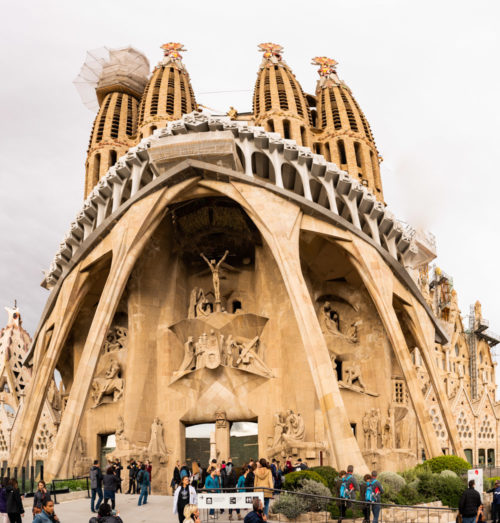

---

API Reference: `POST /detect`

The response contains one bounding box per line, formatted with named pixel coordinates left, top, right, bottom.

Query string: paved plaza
left=54, top=493, right=256, bottom=522
left=55, top=493, right=174, bottom=522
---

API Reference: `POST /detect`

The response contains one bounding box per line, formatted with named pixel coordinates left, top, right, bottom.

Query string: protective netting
left=73, top=47, right=150, bottom=111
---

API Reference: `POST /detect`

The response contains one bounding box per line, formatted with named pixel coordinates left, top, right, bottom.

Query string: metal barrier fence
left=197, top=488, right=458, bottom=523
left=51, top=476, right=90, bottom=504
left=0, top=464, right=44, bottom=495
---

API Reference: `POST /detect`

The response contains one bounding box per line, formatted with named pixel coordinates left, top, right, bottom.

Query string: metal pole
left=21, top=467, right=25, bottom=494
left=52, top=480, right=57, bottom=504
left=30, top=465, right=34, bottom=493
left=86, top=476, right=90, bottom=498
left=41, top=464, right=44, bottom=482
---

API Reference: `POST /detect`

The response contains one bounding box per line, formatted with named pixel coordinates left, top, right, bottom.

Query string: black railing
left=0, top=464, right=44, bottom=495
left=196, top=487, right=458, bottom=523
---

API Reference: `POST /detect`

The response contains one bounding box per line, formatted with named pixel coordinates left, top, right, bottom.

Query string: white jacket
left=173, top=485, right=198, bottom=514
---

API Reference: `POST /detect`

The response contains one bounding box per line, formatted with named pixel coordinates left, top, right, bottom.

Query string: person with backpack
left=359, top=474, right=372, bottom=523
left=366, top=471, right=383, bottom=523
left=486, top=480, right=500, bottom=523
left=90, top=461, right=104, bottom=513
left=137, top=464, right=151, bottom=507
left=337, top=465, right=359, bottom=523
left=126, top=459, right=138, bottom=494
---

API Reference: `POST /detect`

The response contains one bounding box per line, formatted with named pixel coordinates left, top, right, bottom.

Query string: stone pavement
left=54, top=493, right=174, bottom=522
left=53, top=493, right=255, bottom=522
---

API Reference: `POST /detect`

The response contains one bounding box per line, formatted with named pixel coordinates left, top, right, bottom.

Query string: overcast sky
left=1, top=0, right=499, bottom=350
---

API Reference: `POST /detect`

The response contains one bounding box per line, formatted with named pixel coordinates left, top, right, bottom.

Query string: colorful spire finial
left=258, top=43, right=284, bottom=68
left=159, top=42, right=187, bottom=71
left=161, top=42, right=186, bottom=59
left=312, top=56, right=341, bottom=88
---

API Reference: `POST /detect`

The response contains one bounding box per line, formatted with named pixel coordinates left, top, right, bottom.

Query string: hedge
left=283, top=470, right=328, bottom=490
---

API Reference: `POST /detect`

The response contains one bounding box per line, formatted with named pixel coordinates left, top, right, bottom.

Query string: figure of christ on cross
left=200, top=250, right=229, bottom=310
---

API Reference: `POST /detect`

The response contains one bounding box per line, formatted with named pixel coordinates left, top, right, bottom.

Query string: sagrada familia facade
left=2, top=42, right=499, bottom=492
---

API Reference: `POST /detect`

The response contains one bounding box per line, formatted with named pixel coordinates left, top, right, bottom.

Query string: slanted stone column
left=214, top=411, right=230, bottom=463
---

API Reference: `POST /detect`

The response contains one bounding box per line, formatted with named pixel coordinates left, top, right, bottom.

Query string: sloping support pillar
left=402, top=296, right=465, bottom=458
left=342, top=237, right=443, bottom=458
left=10, top=269, right=92, bottom=467
left=198, top=178, right=368, bottom=472
left=44, top=178, right=199, bottom=478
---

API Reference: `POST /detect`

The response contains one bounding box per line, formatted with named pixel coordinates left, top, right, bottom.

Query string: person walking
left=337, top=466, right=359, bottom=523
left=137, top=463, right=151, bottom=506
left=172, top=461, right=182, bottom=491
left=459, top=480, right=482, bottom=523
left=146, top=461, right=153, bottom=494
left=254, top=459, right=274, bottom=517
left=367, top=471, right=383, bottom=523
left=33, top=499, right=59, bottom=522
left=114, top=460, right=123, bottom=494
left=487, top=480, right=500, bottom=523
left=126, top=459, right=138, bottom=494
left=191, top=462, right=201, bottom=491
left=359, top=474, right=372, bottom=523
left=102, top=467, right=120, bottom=510
left=205, top=467, right=222, bottom=519
left=6, top=478, right=24, bottom=523
left=173, top=476, right=198, bottom=523
left=33, top=481, right=52, bottom=517
left=0, top=477, right=7, bottom=523
left=90, top=461, right=104, bottom=513
left=89, top=503, right=123, bottom=523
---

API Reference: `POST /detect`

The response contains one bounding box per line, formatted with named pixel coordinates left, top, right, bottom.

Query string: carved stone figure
left=272, top=412, right=286, bottom=447
left=195, top=333, right=208, bottom=369
left=147, top=417, right=168, bottom=456
left=397, top=414, right=410, bottom=449
left=103, top=326, right=128, bottom=352
left=200, top=250, right=229, bottom=306
left=382, top=415, right=392, bottom=448
left=287, top=411, right=305, bottom=441
left=342, top=361, right=366, bottom=390
left=76, top=434, right=85, bottom=456
left=188, top=287, right=209, bottom=319
left=47, top=380, right=61, bottom=411
left=91, top=360, right=124, bottom=408
left=205, top=329, right=222, bottom=369
left=363, top=409, right=380, bottom=450
left=320, top=302, right=358, bottom=343
left=215, top=410, right=227, bottom=429
left=175, top=336, right=196, bottom=375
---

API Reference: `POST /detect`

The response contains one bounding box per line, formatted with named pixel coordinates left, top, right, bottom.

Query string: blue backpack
left=340, top=474, right=354, bottom=499
left=365, top=480, right=379, bottom=502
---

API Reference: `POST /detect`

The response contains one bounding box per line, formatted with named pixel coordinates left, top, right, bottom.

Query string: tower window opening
left=263, top=69, right=272, bottom=112
left=253, top=75, right=261, bottom=114
left=138, top=80, right=151, bottom=123
left=267, top=119, right=275, bottom=132
left=275, top=69, right=289, bottom=110
left=320, top=90, right=327, bottom=128
left=337, top=140, right=347, bottom=165
left=351, top=95, right=373, bottom=140
left=291, top=80, right=304, bottom=117
left=324, top=142, right=331, bottom=162
left=283, top=120, right=291, bottom=139
left=354, top=142, right=363, bottom=169
left=340, top=90, right=359, bottom=132
left=300, top=126, right=307, bottom=147
left=166, top=68, right=176, bottom=115
left=109, top=150, right=117, bottom=167
left=179, top=75, right=188, bottom=114
left=329, top=89, right=342, bottom=130
left=126, top=95, right=134, bottom=137
left=110, top=92, right=123, bottom=138
left=150, top=69, right=162, bottom=116
left=313, top=142, right=321, bottom=154
left=96, top=96, right=112, bottom=142
left=93, top=153, right=101, bottom=184
left=150, top=126, right=157, bottom=137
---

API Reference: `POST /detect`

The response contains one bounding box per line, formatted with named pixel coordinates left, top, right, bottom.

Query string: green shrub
left=416, top=471, right=465, bottom=508
left=299, top=479, right=333, bottom=512
left=310, top=466, right=338, bottom=493
left=379, top=471, right=406, bottom=493
left=393, top=485, right=431, bottom=506
left=440, top=470, right=458, bottom=479
left=417, top=456, right=470, bottom=476
left=284, top=470, right=328, bottom=490
left=271, top=493, right=308, bottom=518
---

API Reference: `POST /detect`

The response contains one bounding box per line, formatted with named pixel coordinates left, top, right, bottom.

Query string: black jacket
left=459, top=487, right=481, bottom=517
left=127, top=463, right=138, bottom=479
left=33, top=489, right=52, bottom=509
left=244, top=510, right=264, bottom=523
left=89, top=516, right=123, bottom=523
left=102, top=474, right=120, bottom=492
left=244, top=471, right=255, bottom=491
left=6, top=486, right=24, bottom=514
